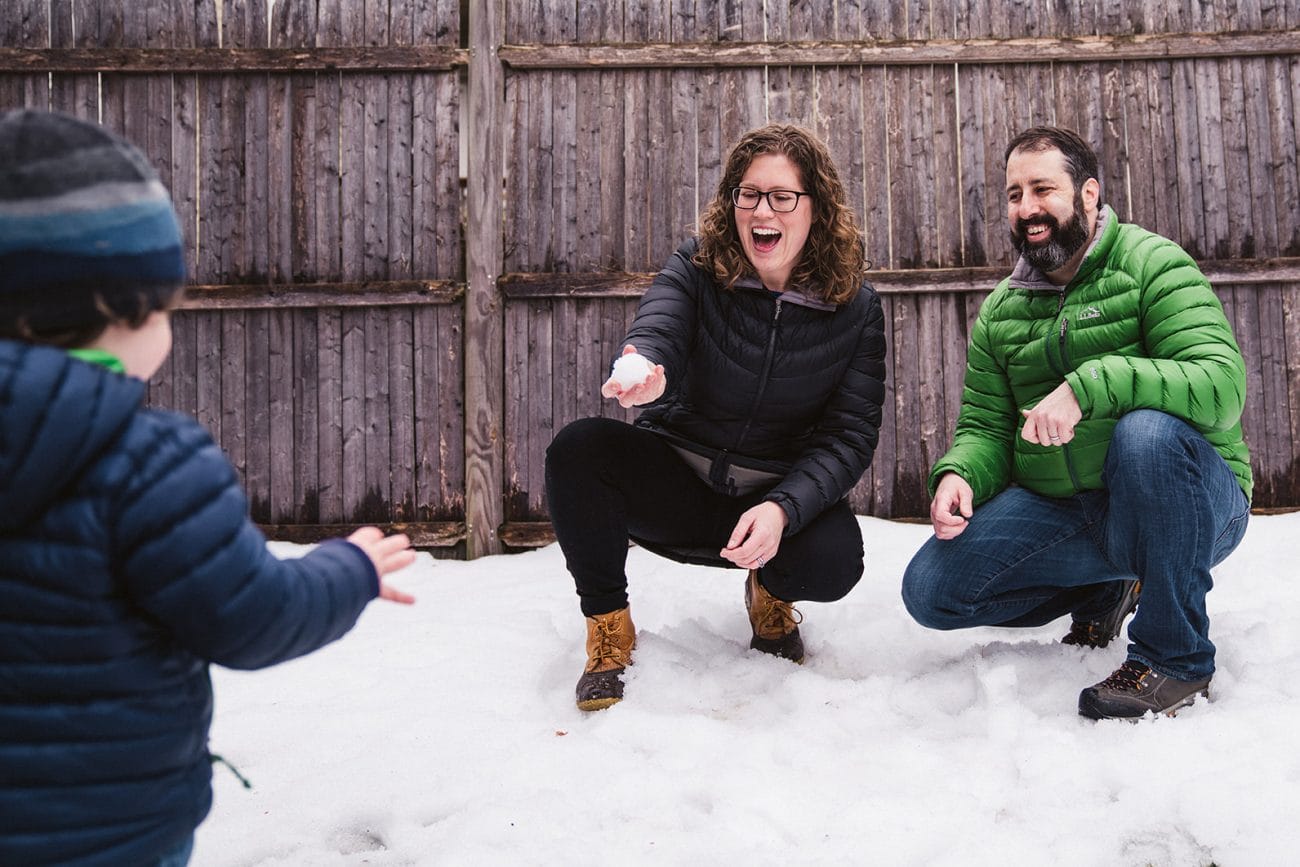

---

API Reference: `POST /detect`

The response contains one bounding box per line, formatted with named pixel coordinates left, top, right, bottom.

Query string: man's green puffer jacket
left=930, top=205, right=1252, bottom=505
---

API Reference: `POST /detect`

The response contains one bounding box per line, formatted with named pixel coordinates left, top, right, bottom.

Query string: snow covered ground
left=195, top=513, right=1300, bottom=866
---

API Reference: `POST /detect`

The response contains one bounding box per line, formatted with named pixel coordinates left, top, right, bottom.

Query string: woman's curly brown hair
left=694, top=124, right=865, bottom=304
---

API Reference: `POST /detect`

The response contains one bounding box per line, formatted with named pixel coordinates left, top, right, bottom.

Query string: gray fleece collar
left=734, top=274, right=838, bottom=311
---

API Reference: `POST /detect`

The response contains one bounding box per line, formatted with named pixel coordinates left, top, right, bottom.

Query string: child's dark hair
left=0, top=109, right=187, bottom=349
left=0, top=284, right=184, bottom=349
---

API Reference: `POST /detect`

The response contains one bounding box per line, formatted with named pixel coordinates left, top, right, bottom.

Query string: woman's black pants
left=545, top=417, right=865, bottom=617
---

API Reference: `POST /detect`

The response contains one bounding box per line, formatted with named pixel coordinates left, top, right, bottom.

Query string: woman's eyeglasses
left=731, top=187, right=810, bottom=212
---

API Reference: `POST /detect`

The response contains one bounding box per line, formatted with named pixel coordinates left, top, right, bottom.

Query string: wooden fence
left=3, top=0, right=1299, bottom=558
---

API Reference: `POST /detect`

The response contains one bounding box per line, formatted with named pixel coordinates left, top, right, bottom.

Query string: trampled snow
left=195, top=513, right=1300, bottom=866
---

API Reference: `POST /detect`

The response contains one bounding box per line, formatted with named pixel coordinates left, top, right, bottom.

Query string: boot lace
left=587, top=619, right=628, bottom=671
left=754, top=595, right=803, bottom=637
left=1099, top=660, right=1151, bottom=693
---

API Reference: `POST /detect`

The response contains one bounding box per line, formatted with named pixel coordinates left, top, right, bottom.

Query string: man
left=901, top=126, right=1252, bottom=720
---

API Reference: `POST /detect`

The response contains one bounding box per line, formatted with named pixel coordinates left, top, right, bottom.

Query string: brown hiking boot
left=575, top=607, right=635, bottom=712
left=745, top=570, right=804, bottom=663
left=1078, top=659, right=1210, bottom=720
left=1062, top=579, right=1142, bottom=649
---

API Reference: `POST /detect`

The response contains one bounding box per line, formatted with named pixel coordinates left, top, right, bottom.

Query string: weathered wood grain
left=496, top=31, right=1300, bottom=69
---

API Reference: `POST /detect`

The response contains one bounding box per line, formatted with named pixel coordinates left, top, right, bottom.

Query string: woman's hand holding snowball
left=601, top=344, right=666, bottom=408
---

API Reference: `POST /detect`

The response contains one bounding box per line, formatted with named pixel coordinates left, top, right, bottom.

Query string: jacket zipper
left=733, top=296, right=783, bottom=452
left=707, top=296, right=782, bottom=495
left=1056, top=313, right=1083, bottom=492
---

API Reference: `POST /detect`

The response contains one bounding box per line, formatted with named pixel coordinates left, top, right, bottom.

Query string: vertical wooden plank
left=696, top=66, right=723, bottom=227
left=466, top=0, right=507, bottom=554
left=503, top=303, right=528, bottom=520
left=269, top=310, right=295, bottom=522
left=1284, top=284, right=1300, bottom=502
left=338, top=1, right=367, bottom=522
left=1170, top=60, right=1206, bottom=257
left=528, top=300, right=555, bottom=515
left=221, top=309, right=248, bottom=487
left=933, top=65, right=961, bottom=268
left=195, top=313, right=223, bottom=443
left=294, top=309, right=320, bottom=522
left=245, top=307, right=272, bottom=522
left=172, top=0, right=199, bottom=288
left=958, top=65, right=990, bottom=265
left=765, top=0, right=790, bottom=39
left=1256, top=284, right=1292, bottom=506
left=1121, top=59, right=1157, bottom=233
left=669, top=68, right=697, bottom=243
left=1194, top=58, right=1229, bottom=259
left=1226, top=284, right=1266, bottom=502
left=888, top=66, right=934, bottom=269
left=871, top=293, right=898, bottom=516
left=387, top=5, right=416, bottom=525
left=49, top=0, right=97, bottom=119
left=341, top=308, right=367, bottom=520
left=390, top=308, right=416, bottom=522
left=646, top=68, right=674, bottom=265
left=1097, top=62, right=1128, bottom=221
left=170, top=312, right=199, bottom=419
left=1241, top=58, right=1279, bottom=258
left=315, top=0, right=344, bottom=524
left=503, top=69, right=528, bottom=272
left=598, top=68, right=626, bottom=269
left=362, top=302, right=392, bottom=523
left=859, top=65, right=890, bottom=271
left=530, top=71, right=555, bottom=269
left=1145, top=60, right=1182, bottom=243
left=317, top=307, right=344, bottom=523
left=623, top=69, right=649, bottom=269
left=554, top=70, right=578, bottom=270
left=574, top=70, right=602, bottom=270
left=573, top=300, right=602, bottom=434
left=693, top=0, right=719, bottom=41
left=1269, top=58, right=1300, bottom=256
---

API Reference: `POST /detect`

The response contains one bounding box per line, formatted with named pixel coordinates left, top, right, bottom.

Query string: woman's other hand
left=720, top=501, right=788, bottom=569
left=600, top=344, right=666, bottom=408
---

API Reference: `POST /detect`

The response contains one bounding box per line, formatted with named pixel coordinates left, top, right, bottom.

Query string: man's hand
left=347, top=527, right=417, bottom=604
left=600, top=344, right=667, bottom=408
left=1020, top=381, right=1082, bottom=446
left=720, top=501, right=788, bottom=569
left=930, top=473, right=974, bottom=540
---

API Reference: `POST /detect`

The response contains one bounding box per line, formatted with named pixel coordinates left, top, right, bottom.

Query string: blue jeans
left=902, top=411, right=1250, bottom=681
left=155, top=835, right=194, bottom=867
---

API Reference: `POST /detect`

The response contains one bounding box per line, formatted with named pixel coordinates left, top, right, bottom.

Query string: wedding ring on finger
left=757, top=556, right=766, bottom=567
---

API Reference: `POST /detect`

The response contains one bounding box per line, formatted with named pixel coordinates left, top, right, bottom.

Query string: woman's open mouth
left=752, top=227, right=782, bottom=253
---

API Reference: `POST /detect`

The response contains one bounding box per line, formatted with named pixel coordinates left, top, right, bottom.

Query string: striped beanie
left=0, top=109, right=185, bottom=329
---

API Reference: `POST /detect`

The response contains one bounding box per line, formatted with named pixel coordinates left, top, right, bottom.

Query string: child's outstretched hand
left=347, top=527, right=417, bottom=604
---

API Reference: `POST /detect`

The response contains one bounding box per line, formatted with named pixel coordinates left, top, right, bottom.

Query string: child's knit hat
left=0, top=109, right=185, bottom=328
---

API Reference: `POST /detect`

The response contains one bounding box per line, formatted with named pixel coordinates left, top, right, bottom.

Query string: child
left=0, top=109, right=416, bottom=866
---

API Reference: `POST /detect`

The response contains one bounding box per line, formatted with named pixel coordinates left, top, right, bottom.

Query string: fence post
left=464, top=0, right=505, bottom=557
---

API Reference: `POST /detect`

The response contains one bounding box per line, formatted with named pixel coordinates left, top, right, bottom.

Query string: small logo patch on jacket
left=1078, top=305, right=1102, bottom=320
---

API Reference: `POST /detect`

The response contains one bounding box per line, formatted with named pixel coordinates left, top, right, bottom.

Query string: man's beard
left=1010, top=189, right=1090, bottom=274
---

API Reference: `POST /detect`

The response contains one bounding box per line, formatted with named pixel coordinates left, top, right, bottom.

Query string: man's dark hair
left=1004, top=126, right=1099, bottom=192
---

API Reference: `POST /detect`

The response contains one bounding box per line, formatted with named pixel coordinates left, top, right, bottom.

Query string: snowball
left=611, top=352, right=654, bottom=388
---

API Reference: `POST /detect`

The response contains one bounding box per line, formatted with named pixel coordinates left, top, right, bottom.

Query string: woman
left=545, top=124, right=887, bottom=711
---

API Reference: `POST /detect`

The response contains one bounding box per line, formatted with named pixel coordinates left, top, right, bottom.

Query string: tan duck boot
left=745, top=570, right=804, bottom=663
left=575, top=607, right=635, bottom=712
